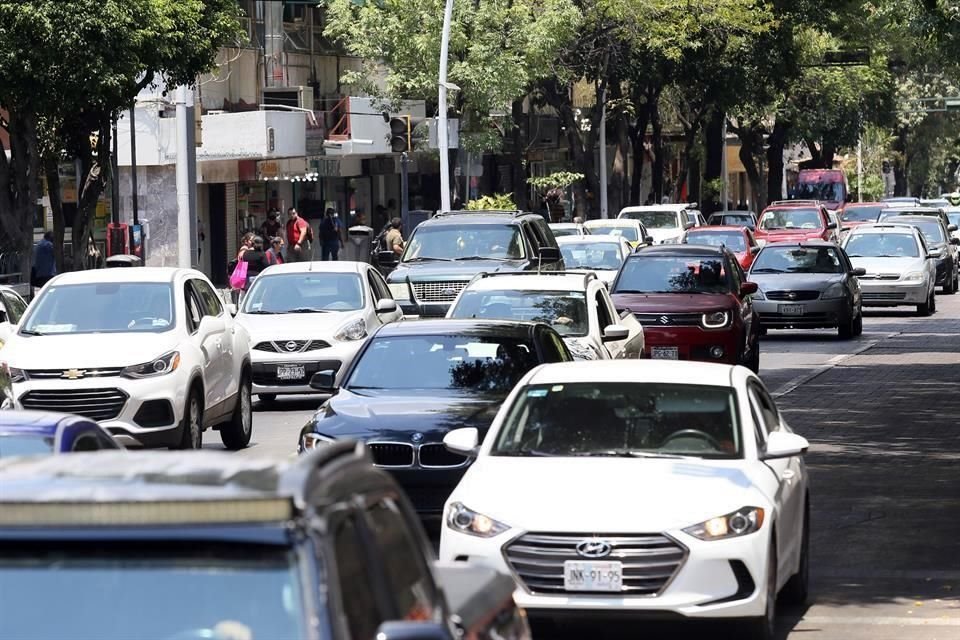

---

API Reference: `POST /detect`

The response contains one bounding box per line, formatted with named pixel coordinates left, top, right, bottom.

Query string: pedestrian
left=644, top=194, right=655, bottom=205
left=32, top=231, right=57, bottom=290
left=241, top=236, right=270, bottom=291
left=236, top=232, right=254, bottom=261
left=266, top=237, right=285, bottom=266
left=260, top=208, right=283, bottom=241
left=285, top=207, right=311, bottom=262
left=320, top=208, right=343, bottom=261
left=385, top=217, right=405, bottom=256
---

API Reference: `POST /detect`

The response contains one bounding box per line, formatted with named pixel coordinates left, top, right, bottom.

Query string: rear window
left=841, top=206, right=884, bottom=222
left=614, top=255, right=731, bottom=295
left=759, top=208, right=823, bottom=231
left=685, top=230, right=747, bottom=252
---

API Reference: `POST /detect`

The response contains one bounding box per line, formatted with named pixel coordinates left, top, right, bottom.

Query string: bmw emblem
left=411, top=432, right=424, bottom=444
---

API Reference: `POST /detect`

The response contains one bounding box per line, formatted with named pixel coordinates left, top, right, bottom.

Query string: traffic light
left=389, top=116, right=411, bottom=153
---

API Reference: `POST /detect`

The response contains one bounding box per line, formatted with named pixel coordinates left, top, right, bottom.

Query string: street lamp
left=438, top=0, right=455, bottom=212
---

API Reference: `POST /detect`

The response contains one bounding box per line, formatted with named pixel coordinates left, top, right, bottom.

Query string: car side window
left=364, top=498, right=435, bottom=621
left=728, top=258, right=743, bottom=293
left=524, top=222, right=542, bottom=255
left=534, top=218, right=558, bottom=248
left=183, top=283, right=203, bottom=333
left=333, top=514, right=385, bottom=640
left=594, top=289, right=613, bottom=328
left=542, top=328, right=572, bottom=362
left=192, top=279, right=223, bottom=317
left=2, top=292, right=27, bottom=323
left=371, top=270, right=393, bottom=300
left=366, top=271, right=383, bottom=302
left=71, top=434, right=101, bottom=452
left=748, top=382, right=781, bottom=435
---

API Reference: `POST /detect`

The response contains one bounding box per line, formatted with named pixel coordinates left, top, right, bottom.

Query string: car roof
left=687, top=226, right=747, bottom=233
left=761, top=240, right=838, bottom=248
left=549, top=223, right=580, bottom=228
left=619, top=205, right=692, bottom=213
left=555, top=234, right=624, bottom=244
left=844, top=201, right=887, bottom=207
left=584, top=219, right=641, bottom=227
left=374, top=319, right=541, bottom=339
left=884, top=207, right=942, bottom=215
left=46, top=267, right=197, bottom=286
left=426, top=211, right=537, bottom=226
left=258, top=261, right=366, bottom=275
left=762, top=203, right=822, bottom=211
left=895, top=215, right=945, bottom=226
left=632, top=244, right=729, bottom=257
left=526, top=360, right=737, bottom=387
left=847, top=223, right=920, bottom=235
left=464, top=272, right=596, bottom=292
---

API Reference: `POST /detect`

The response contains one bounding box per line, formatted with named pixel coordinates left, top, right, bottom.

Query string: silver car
left=749, top=242, right=864, bottom=338
left=841, top=223, right=938, bottom=316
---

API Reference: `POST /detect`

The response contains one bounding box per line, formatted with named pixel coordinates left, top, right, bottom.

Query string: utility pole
left=400, top=152, right=410, bottom=220
left=175, top=85, right=193, bottom=269
left=599, top=90, right=608, bottom=219
left=129, top=105, right=139, bottom=225
left=111, top=119, right=120, bottom=225
left=437, top=0, right=454, bottom=213
left=721, top=114, right=728, bottom=212
left=857, top=137, right=863, bottom=203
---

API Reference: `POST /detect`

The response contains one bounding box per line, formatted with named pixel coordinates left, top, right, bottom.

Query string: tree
left=0, top=0, right=242, bottom=276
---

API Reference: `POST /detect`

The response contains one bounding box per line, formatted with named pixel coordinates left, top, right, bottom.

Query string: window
left=1, top=292, right=26, bottom=323
left=728, top=259, right=744, bottom=293
left=594, top=291, right=613, bottom=329
left=613, top=256, right=732, bottom=295
left=370, top=270, right=392, bottom=300
left=449, top=289, right=589, bottom=337
left=333, top=516, right=384, bottom=640
left=192, top=280, right=223, bottom=317
left=748, top=382, right=780, bottom=436
left=752, top=246, right=844, bottom=274
left=365, top=499, right=434, bottom=621
left=184, top=284, right=204, bottom=333
left=367, top=272, right=383, bottom=302
left=242, top=272, right=365, bottom=313
left=71, top=434, right=101, bottom=452
left=533, top=218, right=557, bottom=248
left=21, top=283, right=175, bottom=335
left=541, top=328, right=571, bottom=363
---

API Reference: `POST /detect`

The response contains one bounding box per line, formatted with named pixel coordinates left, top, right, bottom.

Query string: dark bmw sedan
left=298, top=319, right=572, bottom=526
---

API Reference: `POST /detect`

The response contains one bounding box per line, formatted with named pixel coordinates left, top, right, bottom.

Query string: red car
left=610, top=244, right=761, bottom=372
left=839, top=201, right=889, bottom=232
left=754, top=202, right=838, bottom=245
left=682, top=225, right=760, bottom=270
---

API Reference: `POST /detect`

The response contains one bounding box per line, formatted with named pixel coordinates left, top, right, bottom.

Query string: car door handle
left=781, top=469, right=796, bottom=480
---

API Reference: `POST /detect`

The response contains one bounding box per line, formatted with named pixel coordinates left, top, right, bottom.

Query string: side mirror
left=225, top=304, right=237, bottom=317
left=443, top=427, right=479, bottom=457
left=376, top=298, right=398, bottom=314
left=0, top=310, right=7, bottom=325
left=538, top=246, right=562, bottom=263
left=951, top=238, right=960, bottom=246
left=927, top=253, right=939, bottom=259
left=948, top=224, right=958, bottom=232
left=308, top=370, right=338, bottom=394
left=740, top=281, right=759, bottom=296
left=601, top=324, right=630, bottom=342
left=827, top=222, right=837, bottom=230
left=850, top=267, right=867, bottom=277
left=644, top=236, right=654, bottom=245
left=763, top=431, right=809, bottom=460
left=374, top=622, right=451, bottom=640
left=198, top=314, right=225, bottom=336
left=378, top=250, right=399, bottom=266
left=750, top=246, right=761, bottom=255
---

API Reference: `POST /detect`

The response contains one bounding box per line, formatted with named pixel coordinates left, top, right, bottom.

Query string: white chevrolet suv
left=0, top=268, right=252, bottom=449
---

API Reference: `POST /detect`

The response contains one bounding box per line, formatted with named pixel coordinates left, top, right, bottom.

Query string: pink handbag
left=228, top=260, right=249, bottom=290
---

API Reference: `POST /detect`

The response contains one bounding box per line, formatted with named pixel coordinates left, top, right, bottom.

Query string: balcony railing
left=311, top=96, right=351, bottom=141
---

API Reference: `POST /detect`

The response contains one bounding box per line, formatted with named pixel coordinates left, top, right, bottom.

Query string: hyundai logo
left=576, top=539, right=612, bottom=558
left=658, top=315, right=670, bottom=325
left=285, top=341, right=299, bottom=352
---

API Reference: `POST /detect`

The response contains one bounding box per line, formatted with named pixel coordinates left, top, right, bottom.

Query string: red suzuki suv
left=610, top=244, right=761, bottom=371
left=755, top=201, right=838, bottom=245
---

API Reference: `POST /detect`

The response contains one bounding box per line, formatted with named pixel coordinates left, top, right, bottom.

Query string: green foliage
left=465, top=193, right=518, bottom=211
left=527, top=172, right=585, bottom=191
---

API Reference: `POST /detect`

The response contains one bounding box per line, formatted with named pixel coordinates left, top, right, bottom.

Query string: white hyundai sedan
left=439, top=360, right=809, bottom=639
left=235, top=261, right=403, bottom=402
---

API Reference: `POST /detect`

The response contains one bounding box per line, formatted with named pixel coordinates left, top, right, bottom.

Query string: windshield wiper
left=751, top=268, right=785, bottom=273
left=453, top=256, right=512, bottom=261
left=574, top=450, right=696, bottom=460
left=244, top=310, right=279, bottom=315
left=496, top=449, right=557, bottom=457
left=403, top=257, right=454, bottom=263
left=18, top=328, right=45, bottom=336
left=286, top=308, right=330, bottom=314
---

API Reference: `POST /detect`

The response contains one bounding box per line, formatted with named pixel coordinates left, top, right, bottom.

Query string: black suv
left=896, top=215, right=960, bottom=293
left=0, top=449, right=528, bottom=640
left=300, top=319, right=572, bottom=527
left=383, top=210, right=564, bottom=317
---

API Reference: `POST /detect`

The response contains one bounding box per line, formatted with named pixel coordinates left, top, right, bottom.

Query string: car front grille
left=368, top=442, right=415, bottom=467
left=504, top=532, right=686, bottom=596
left=862, top=292, right=907, bottom=301
left=24, top=367, right=124, bottom=380
left=765, top=290, right=820, bottom=301
left=19, top=388, right=128, bottom=421
left=418, top=443, right=469, bottom=468
left=253, top=340, right=331, bottom=353
left=412, top=281, right=468, bottom=302
left=632, top=313, right=701, bottom=327
left=858, top=274, right=900, bottom=281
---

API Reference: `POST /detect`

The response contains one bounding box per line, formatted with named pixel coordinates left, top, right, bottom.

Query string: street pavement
left=225, top=295, right=960, bottom=639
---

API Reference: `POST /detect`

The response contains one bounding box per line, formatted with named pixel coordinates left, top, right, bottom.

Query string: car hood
left=310, top=390, right=505, bottom=443
left=648, top=228, right=684, bottom=244
left=611, top=292, right=734, bottom=314
left=1, top=332, right=182, bottom=369
left=848, top=256, right=925, bottom=275
left=749, top=273, right=844, bottom=291
left=453, top=457, right=769, bottom=531
left=388, top=260, right=528, bottom=282
left=236, top=310, right=362, bottom=340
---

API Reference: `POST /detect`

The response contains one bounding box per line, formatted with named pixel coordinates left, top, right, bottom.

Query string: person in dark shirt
left=32, top=231, right=57, bottom=289
left=242, top=236, right=270, bottom=290
left=260, top=208, right=282, bottom=241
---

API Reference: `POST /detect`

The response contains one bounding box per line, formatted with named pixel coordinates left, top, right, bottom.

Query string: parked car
left=0, top=448, right=531, bottom=640
left=683, top=226, right=761, bottom=270
left=0, top=285, right=28, bottom=349
left=384, top=210, right=564, bottom=317
left=582, top=218, right=652, bottom=249
left=617, top=204, right=697, bottom=244
left=707, top=211, right=759, bottom=230
left=754, top=202, right=838, bottom=245
left=892, top=215, right=959, bottom=294
left=792, top=168, right=848, bottom=211
left=839, top=202, right=889, bottom=233
left=841, top=223, right=938, bottom=315
left=298, top=319, right=572, bottom=527
left=0, top=268, right=253, bottom=449
left=549, top=222, right=591, bottom=238
left=610, top=245, right=761, bottom=371
left=0, top=410, right=122, bottom=457
left=878, top=206, right=956, bottom=235
left=749, top=242, right=865, bottom=338
left=686, top=210, right=708, bottom=228
left=555, top=234, right=633, bottom=285
left=235, top=261, right=403, bottom=402
left=446, top=271, right=644, bottom=360
left=439, top=359, right=810, bottom=640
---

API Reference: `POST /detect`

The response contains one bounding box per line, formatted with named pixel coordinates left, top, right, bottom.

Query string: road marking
left=798, top=616, right=960, bottom=627
left=771, top=332, right=900, bottom=399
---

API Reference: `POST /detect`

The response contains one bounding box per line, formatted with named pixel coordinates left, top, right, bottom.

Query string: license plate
left=651, top=346, right=679, bottom=360
left=779, top=304, right=805, bottom=316
left=276, top=364, right=306, bottom=380
left=564, top=561, right=623, bottom=592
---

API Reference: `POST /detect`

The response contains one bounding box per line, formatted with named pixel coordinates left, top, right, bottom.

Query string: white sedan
left=235, top=261, right=403, bottom=402
left=556, top=234, right=633, bottom=286
left=439, top=360, right=809, bottom=639
left=0, top=286, right=28, bottom=349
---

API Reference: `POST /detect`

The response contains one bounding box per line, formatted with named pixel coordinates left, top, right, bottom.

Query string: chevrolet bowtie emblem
left=61, top=369, right=86, bottom=380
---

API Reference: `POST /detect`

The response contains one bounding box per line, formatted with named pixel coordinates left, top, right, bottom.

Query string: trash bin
left=105, top=254, right=143, bottom=268
left=342, top=225, right=373, bottom=263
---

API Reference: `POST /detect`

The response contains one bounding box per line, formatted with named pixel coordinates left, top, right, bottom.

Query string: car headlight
left=446, top=502, right=510, bottom=538
left=683, top=507, right=765, bottom=541
left=334, top=318, right=367, bottom=342
left=701, top=311, right=731, bottom=329
left=121, top=351, right=180, bottom=379
left=752, top=289, right=765, bottom=300
left=821, top=282, right=846, bottom=299
left=1, top=363, right=27, bottom=383
left=901, top=271, right=924, bottom=282
left=388, top=282, right=410, bottom=301
left=300, top=432, right=335, bottom=452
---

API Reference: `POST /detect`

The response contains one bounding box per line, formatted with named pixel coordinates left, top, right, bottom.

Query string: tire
left=944, top=272, right=956, bottom=295
left=781, top=500, right=810, bottom=606
left=739, top=540, right=777, bottom=640
left=852, top=311, right=863, bottom=337
left=221, top=373, right=253, bottom=450
left=258, top=393, right=277, bottom=405
left=931, top=290, right=937, bottom=313
left=917, top=291, right=933, bottom=316
left=837, top=313, right=855, bottom=340
left=174, top=388, right=203, bottom=450
left=746, top=341, right=761, bottom=373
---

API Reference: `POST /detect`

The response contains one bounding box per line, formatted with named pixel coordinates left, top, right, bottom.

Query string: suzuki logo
left=284, top=341, right=299, bottom=352
left=61, top=369, right=86, bottom=380
left=576, top=539, right=613, bottom=558
left=658, top=315, right=671, bottom=325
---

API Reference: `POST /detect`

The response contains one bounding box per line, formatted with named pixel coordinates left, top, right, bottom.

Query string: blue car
left=0, top=411, right=122, bottom=457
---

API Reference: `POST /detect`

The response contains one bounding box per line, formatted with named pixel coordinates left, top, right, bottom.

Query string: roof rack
left=467, top=270, right=598, bottom=290
left=433, top=210, right=529, bottom=218
left=769, top=199, right=821, bottom=206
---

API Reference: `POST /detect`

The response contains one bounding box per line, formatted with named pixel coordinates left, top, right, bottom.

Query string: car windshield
left=613, top=256, right=731, bottom=294
left=900, top=219, right=945, bottom=244
left=793, top=181, right=843, bottom=202
left=559, top=243, right=623, bottom=271
left=402, top=225, right=524, bottom=261
left=710, top=214, right=755, bottom=228
left=686, top=231, right=747, bottom=252
left=948, top=212, right=960, bottom=227
left=844, top=233, right=919, bottom=258
left=620, top=210, right=680, bottom=229
left=550, top=226, right=580, bottom=237
left=449, top=290, right=589, bottom=337
left=759, top=208, right=823, bottom=231
left=242, top=272, right=364, bottom=313
left=0, top=544, right=307, bottom=640
left=586, top=225, right=639, bottom=242
left=491, top=382, right=741, bottom=459
left=752, top=246, right=844, bottom=274
left=347, top=335, right=539, bottom=393
left=0, top=435, right=54, bottom=457
left=20, top=283, right=174, bottom=335
left=841, top=206, right=884, bottom=222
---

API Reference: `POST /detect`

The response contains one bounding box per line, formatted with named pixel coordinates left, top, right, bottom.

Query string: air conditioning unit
left=262, top=86, right=314, bottom=112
